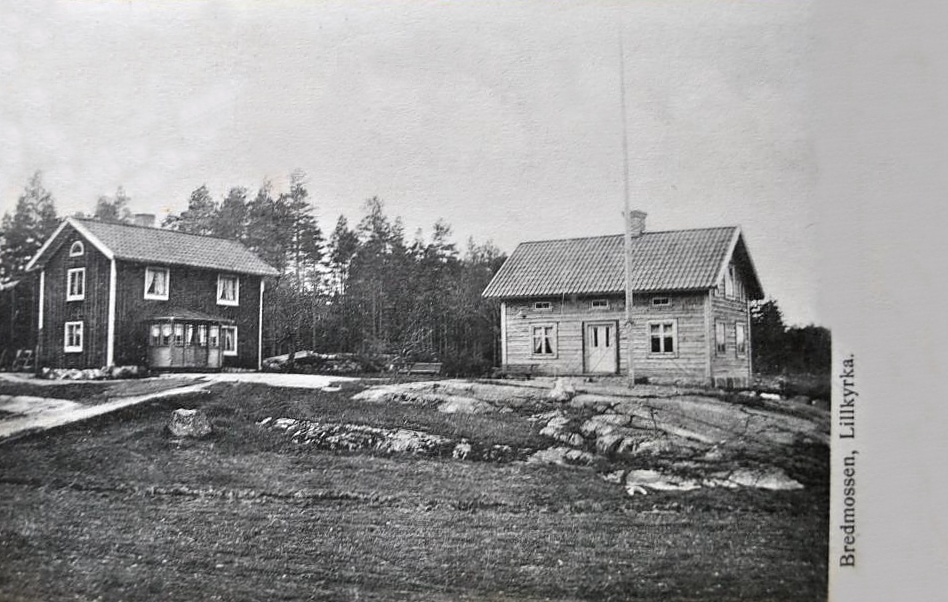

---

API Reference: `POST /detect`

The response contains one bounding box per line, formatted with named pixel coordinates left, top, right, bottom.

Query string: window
left=531, top=325, right=556, bottom=356
left=648, top=320, right=677, bottom=355
left=144, top=267, right=169, bottom=300
left=173, top=323, right=184, bottom=346
left=218, top=274, right=240, bottom=306
left=735, top=322, right=747, bottom=356
left=222, top=326, right=238, bottom=356
left=724, top=264, right=736, bottom=299
left=149, top=323, right=161, bottom=346
left=161, top=323, right=173, bottom=346
left=209, top=325, right=220, bottom=348
left=197, top=325, right=207, bottom=347
left=69, top=241, right=84, bottom=257
left=715, top=321, right=727, bottom=354
left=533, top=301, right=552, bottom=311
left=651, top=297, right=670, bottom=307
left=590, top=299, right=609, bottom=309
left=66, top=268, right=85, bottom=301
left=64, top=321, right=83, bottom=353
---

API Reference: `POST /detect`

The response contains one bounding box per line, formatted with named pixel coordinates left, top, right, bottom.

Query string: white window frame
left=217, top=274, right=240, bottom=306
left=735, top=322, right=747, bottom=356
left=724, top=264, right=736, bottom=299
left=144, top=267, right=170, bottom=301
left=222, top=325, right=238, bottom=356
left=530, top=324, right=557, bottom=357
left=647, top=319, right=678, bottom=357
left=715, top=321, right=727, bottom=355
left=66, top=268, right=85, bottom=301
left=69, top=241, right=85, bottom=257
left=651, top=296, right=670, bottom=307
left=533, top=301, right=552, bottom=312
left=590, top=299, right=609, bottom=310
left=64, top=321, right=83, bottom=353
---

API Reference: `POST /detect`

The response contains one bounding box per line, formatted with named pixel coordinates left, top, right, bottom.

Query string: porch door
left=584, top=322, right=617, bottom=374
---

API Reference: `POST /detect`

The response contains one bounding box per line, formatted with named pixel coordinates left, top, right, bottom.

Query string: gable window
left=715, top=321, right=727, bottom=354
left=64, top=321, right=83, bottom=353
left=648, top=320, right=677, bottom=355
left=590, top=299, right=609, bottom=310
left=69, top=241, right=84, bottom=257
left=222, top=326, right=238, bottom=356
left=66, top=268, right=85, bottom=301
left=533, top=301, right=552, bottom=312
left=735, top=322, right=747, bottom=356
left=531, top=324, right=556, bottom=356
left=217, top=274, right=240, bottom=306
left=144, top=267, right=169, bottom=300
left=651, top=296, right=670, bottom=307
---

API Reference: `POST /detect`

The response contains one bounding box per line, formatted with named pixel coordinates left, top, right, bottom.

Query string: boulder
left=168, top=408, right=213, bottom=438
left=548, top=378, right=576, bottom=402
left=437, top=396, right=495, bottom=414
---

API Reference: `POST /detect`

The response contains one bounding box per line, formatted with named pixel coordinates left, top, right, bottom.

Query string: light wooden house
left=25, top=217, right=278, bottom=371
left=482, top=217, right=763, bottom=387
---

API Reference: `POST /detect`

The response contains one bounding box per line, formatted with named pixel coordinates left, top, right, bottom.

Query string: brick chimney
left=627, top=210, right=647, bottom=238
left=132, top=213, right=156, bottom=228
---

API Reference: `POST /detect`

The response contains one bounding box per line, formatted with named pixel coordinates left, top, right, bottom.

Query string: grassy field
left=0, top=381, right=828, bottom=602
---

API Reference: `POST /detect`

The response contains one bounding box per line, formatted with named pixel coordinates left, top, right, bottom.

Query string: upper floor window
left=144, top=267, right=169, bottom=300
left=69, top=241, right=84, bottom=257
left=724, top=264, right=735, bottom=299
left=590, top=299, right=609, bottom=310
left=533, top=301, right=552, bottom=311
left=66, top=268, right=85, bottom=301
left=217, top=274, right=239, bottom=306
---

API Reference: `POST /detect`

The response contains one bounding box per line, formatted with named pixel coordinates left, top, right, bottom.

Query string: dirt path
left=0, top=382, right=213, bottom=443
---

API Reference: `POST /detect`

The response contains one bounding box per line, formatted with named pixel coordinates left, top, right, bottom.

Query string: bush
left=440, top=351, right=493, bottom=378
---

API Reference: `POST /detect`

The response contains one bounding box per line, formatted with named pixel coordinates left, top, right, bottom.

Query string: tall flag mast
left=619, top=32, right=635, bottom=384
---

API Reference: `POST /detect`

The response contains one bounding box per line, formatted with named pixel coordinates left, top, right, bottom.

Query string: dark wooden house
left=482, top=217, right=764, bottom=387
left=25, top=217, right=278, bottom=371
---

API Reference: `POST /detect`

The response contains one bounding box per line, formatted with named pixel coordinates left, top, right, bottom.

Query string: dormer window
left=217, top=274, right=239, bottom=306
left=144, top=267, right=170, bottom=300
left=69, top=241, right=84, bottom=257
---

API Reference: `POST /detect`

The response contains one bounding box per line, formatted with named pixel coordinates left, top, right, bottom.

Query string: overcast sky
left=0, top=0, right=818, bottom=325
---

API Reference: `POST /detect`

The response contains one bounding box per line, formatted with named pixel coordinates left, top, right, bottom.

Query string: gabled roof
left=26, top=218, right=278, bottom=277
left=482, top=226, right=763, bottom=299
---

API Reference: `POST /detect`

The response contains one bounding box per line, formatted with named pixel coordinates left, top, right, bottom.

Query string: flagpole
left=619, top=32, right=635, bottom=385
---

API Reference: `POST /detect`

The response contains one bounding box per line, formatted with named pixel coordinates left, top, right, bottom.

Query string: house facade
left=482, top=218, right=763, bottom=387
left=25, top=217, right=278, bottom=371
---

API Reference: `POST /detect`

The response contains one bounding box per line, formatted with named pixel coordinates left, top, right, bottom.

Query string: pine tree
left=166, top=185, right=218, bottom=235
left=0, top=171, right=60, bottom=281
left=92, top=186, right=133, bottom=224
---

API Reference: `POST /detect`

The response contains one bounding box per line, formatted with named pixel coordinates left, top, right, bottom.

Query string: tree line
left=2, top=171, right=829, bottom=377
left=0, top=171, right=505, bottom=373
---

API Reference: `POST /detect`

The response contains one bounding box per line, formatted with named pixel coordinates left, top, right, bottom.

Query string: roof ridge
left=516, top=225, right=738, bottom=246
left=74, top=217, right=246, bottom=244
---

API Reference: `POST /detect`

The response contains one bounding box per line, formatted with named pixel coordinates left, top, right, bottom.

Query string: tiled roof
left=482, top=227, right=760, bottom=298
left=73, top=218, right=278, bottom=276
left=142, top=306, right=236, bottom=324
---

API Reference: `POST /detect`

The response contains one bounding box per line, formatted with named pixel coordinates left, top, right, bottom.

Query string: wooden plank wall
left=710, top=295, right=751, bottom=387
left=114, top=262, right=262, bottom=369
left=38, top=227, right=110, bottom=369
left=503, top=291, right=710, bottom=383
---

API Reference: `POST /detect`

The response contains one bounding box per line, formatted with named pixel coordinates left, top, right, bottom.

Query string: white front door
left=584, top=322, right=617, bottom=374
